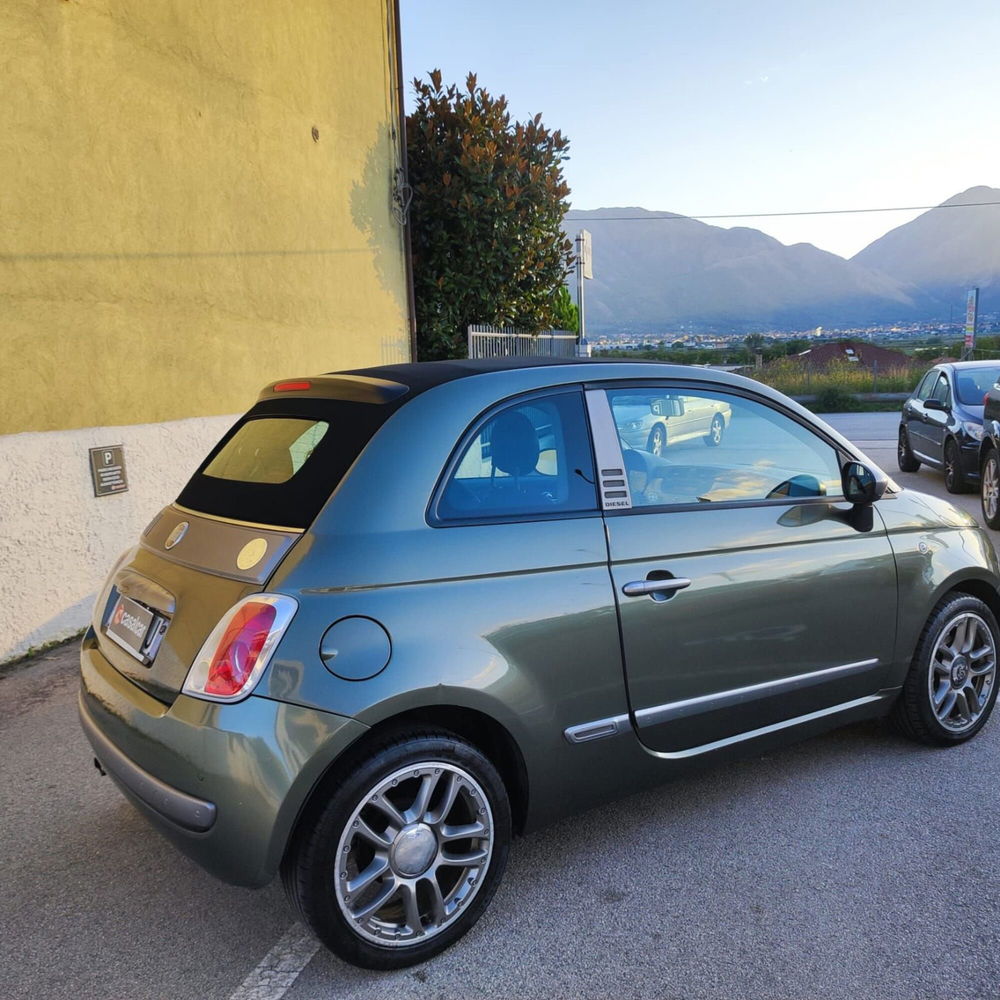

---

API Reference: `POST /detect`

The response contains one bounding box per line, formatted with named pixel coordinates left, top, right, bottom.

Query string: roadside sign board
left=89, top=445, right=129, bottom=497
left=965, top=288, right=979, bottom=352
left=578, top=229, right=593, bottom=279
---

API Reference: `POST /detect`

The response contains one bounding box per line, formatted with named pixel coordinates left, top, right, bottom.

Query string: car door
left=674, top=394, right=714, bottom=443
left=586, top=383, right=898, bottom=756
left=921, top=371, right=952, bottom=465
left=905, top=369, right=946, bottom=466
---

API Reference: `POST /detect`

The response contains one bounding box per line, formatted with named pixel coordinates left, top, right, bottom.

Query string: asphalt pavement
left=3, top=411, right=999, bottom=1000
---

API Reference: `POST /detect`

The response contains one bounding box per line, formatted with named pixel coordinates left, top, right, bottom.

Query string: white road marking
left=229, top=923, right=321, bottom=1000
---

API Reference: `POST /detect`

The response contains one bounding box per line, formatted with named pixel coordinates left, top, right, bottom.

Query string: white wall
left=0, top=414, right=237, bottom=663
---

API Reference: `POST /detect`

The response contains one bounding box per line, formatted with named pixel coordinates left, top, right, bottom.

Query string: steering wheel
left=765, top=474, right=823, bottom=500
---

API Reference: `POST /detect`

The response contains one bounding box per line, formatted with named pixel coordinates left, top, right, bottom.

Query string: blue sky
left=400, top=0, right=1000, bottom=258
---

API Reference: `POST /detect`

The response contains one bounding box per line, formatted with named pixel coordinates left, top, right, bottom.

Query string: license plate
left=106, top=595, right=157, bottom=663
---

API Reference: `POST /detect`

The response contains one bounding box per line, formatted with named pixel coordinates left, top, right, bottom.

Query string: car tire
left=896, top=426, right=920, bottom=472
left=705, top=414, right=725, bottom=447
left=982, top=449, right=1000, bottom=529
left=944, top=439, right=970, bottom=493
left=647, top=424, right=666, bottom=456
left=890, top=593, right=999, bottom=746
left=281, top=728, right=511, bottom=970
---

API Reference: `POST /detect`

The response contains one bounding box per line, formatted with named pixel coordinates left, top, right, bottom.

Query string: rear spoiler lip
left=257, top=374, right=409, bottom=405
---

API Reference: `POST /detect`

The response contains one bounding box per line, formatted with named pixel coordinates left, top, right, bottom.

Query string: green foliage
left=752, top=357, right=924, bottom=396
left=406, top=70, right=575, bottom=360
left=550, top=285, right=579, bottom=334
left=812, top=386, right=864, bottom=412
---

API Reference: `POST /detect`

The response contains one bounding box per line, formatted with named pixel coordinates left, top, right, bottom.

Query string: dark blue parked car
left=898, top=361, right=1000, bottom=493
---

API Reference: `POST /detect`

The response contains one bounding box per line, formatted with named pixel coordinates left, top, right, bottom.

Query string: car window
left=604, top=387, right=844, bottom=507
left=178, top=395, right=399, bottom=530
left=203, top=418, right=330, bottom=484
left=930, top=374, right=951, bottom=406
left=438, top=391, right=597, bottom=520
left=954, top=367, right=1000, bottom=406
left=915, top=371, right=937, bottom=401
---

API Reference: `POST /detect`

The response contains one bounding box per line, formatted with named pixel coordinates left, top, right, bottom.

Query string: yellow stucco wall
left=1, top=0, right=410, bottom=434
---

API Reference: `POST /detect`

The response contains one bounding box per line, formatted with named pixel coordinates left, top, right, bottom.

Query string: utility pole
left=575, top=229, right=592, bottom=356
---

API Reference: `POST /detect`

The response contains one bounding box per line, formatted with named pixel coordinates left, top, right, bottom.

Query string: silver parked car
left=611, top=392, right=731, bottom=454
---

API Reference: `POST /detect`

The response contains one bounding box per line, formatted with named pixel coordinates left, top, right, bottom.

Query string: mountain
left=852, top=186, right=1000, bottom=316
left=566, top=208, right=930, bottom=333
left=567, top=188, right=1000, bottom=333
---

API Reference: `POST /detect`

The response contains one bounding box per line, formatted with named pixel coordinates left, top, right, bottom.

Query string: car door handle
left=622, top=578, right=692, bottom=597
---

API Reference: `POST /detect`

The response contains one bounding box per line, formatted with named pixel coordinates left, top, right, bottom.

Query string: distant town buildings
left=590, top=316, right=997, bottom=354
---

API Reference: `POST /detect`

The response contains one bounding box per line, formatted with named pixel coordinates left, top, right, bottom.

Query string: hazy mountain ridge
left=568, top=187, right=1000, bottom=333
left=852, top=186, right=1000, bottom=314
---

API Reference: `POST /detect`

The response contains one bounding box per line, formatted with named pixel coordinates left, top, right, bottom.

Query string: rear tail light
left=183, top=594, right=297, bottom=702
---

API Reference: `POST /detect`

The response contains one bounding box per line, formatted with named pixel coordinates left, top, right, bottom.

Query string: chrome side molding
left=565, top=691, right=894, bottom=757
left=646, top=694, right=891, bottom=761
left=634, top=658, right=881, bottom=730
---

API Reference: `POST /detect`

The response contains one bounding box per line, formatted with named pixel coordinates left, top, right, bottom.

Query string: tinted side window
left=915, top=371, right=937, bottom=401
left=605, top=388, right=844, bottom=507
left=930, top=373, right=951, bottom=405
left=438, top=391, right=597, bottom=521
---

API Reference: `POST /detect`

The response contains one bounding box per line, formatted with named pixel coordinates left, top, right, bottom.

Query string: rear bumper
left=80, top=699, right=217, bottom=832
left=79, top=632, right=368, bottom=887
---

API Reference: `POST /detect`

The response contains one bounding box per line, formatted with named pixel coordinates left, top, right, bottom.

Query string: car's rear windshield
left=955, top=367, right=1000, bottom=406
left=176, top=396, right=397, bottom=529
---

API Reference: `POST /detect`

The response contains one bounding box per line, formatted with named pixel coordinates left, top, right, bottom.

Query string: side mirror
left=842, top=461, right=886, bottom=505
left=651, top=397, right=684, bottom=418
left=924, top=398, right=948, bottom=412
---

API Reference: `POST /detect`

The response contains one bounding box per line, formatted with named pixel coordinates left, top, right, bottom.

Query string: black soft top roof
left=335, top=356, right=600, bottom=395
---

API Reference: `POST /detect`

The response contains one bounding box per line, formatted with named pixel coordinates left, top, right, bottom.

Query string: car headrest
left=491, top=411, right=540, bottom=477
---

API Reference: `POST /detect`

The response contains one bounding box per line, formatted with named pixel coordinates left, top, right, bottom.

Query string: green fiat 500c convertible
left=80, top=358, right=1000, bottom=968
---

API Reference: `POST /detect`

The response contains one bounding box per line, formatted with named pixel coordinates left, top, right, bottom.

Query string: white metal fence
left=467, top=325, right=578, bottom=359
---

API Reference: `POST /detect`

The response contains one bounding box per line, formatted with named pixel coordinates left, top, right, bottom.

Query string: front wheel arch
left=950, top=579, right=1000, bottom=628
left=890, top=591, right=1000, bottom=745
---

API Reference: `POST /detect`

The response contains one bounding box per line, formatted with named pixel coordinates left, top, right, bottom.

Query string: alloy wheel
left=334, top=762, right=495, bottom=947
left=945, top=443, right=959, bottom=490
left=708, top=415, right=724, bottom=446
left=649, top=426, right=665, bottom=456
left=983, top=454, right=999, bottom=523
left=927, top=612, right=997, bottom=734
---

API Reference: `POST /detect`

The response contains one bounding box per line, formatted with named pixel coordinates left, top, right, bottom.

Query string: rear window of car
left=176, top=396, right=396, bottom=529
left=203, top=418, right=330, bottom=484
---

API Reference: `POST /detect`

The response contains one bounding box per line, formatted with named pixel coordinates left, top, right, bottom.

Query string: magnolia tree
left=406, top=71, right=575, bottom=360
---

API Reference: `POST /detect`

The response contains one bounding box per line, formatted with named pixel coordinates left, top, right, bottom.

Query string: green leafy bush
left=407, top=71, right=574, bottom=360
left=812, top=386, right=862, bottom=412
